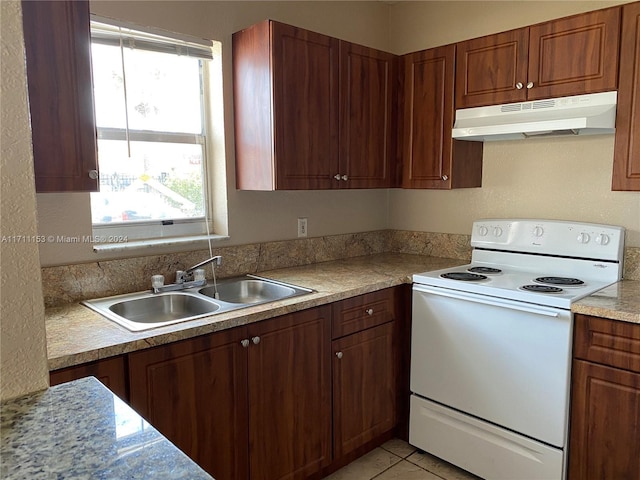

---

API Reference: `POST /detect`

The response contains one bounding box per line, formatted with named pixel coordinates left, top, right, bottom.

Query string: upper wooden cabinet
left=455, top=7, right=621, bottom=108
left=233, top=20, right=396, bottom=190
left=612, top=2, right=640, bottom=191
left=401, top=45, right=483, bottom=189
left=21, top=0, right=99, bottom=192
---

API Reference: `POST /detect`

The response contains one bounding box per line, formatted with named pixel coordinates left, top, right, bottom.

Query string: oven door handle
left=413, top=284, right=561, bottom=317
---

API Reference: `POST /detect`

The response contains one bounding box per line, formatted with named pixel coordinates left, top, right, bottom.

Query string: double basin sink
left=82, top=275, right=313, bottom=332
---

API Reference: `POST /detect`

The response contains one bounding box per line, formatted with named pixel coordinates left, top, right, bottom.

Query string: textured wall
left=1, top=1, right=50, bottom=400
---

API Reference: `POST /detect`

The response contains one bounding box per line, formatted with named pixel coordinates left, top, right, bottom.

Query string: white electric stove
left=410, top=219, right=625, bottom=480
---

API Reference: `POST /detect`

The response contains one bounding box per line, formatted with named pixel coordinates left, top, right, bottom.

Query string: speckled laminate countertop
left=571, top=279, right=640, bottom=324
left=46, top=254, right=464, bottom=370
left=0, top=377, right=213, bottom=480
left=46, top=253, right=640, bottom=371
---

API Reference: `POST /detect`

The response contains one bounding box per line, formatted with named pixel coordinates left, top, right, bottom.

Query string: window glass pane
left=91, top=44, right=202, bottom=133
left=91, top=139, right=205, bottom=224
left=92, top=43, right=127, bottom=129
left=123, top=48, right=202, bottom=133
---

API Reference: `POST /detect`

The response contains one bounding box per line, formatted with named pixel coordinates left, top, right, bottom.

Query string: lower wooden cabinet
left=50, top=356, right=128, bottom=401
left=128, top=305, right=331, bottom=480
left=128, top=327, right=249, bottom=480
left=332, top=322, right=396, bottom=458
left=568, top=314, right=640, bottom=479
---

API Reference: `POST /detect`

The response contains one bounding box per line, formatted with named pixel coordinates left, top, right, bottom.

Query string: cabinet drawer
left=332, top=289, right=395, bottom=339
left=574, top=314, right=640, bottom=373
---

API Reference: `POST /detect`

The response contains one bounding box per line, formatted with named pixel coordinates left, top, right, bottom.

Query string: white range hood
left=452, top=91, right=617, bottom=141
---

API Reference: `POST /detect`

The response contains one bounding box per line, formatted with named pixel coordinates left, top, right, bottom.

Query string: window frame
left=89, top=16, right=221, bottom=246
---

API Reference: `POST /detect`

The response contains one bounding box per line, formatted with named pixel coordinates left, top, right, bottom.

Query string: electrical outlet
left=297, top=217, right=308, bottom=237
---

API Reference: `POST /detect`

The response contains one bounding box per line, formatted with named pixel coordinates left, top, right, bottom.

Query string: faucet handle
left=175, top=270, right=186, bottom=283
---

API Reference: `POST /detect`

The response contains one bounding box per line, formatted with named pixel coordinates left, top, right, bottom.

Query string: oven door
left=411, top=283, right=572, bottom=447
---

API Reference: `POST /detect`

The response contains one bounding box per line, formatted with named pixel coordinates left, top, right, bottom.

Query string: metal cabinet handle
left=241, top=339, right=250, bottom=348
left=335, top=351, right=343, bottom=359
left=88, top=170, right=99, bottom=180
left=334, top=174, right=341, bottom=181
left=526, top=81, right=534, bottom=89
left=442, top=175, right=449, bottom=181
left=252, top=336, right=261, bottom=345
left=365, top=308, right=374, bottom=316
left=515, top=82, right=524, bottom=89
left=341, top=175, right=348, bottom=181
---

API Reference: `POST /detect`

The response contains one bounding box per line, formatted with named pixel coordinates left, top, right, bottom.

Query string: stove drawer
left=574, top=314, right=640, bottom=374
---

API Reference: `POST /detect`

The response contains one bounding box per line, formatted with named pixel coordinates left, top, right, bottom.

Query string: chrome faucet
left=186, top=255, right=222, bottom=273
left=152, top=255, right=222, bottom=294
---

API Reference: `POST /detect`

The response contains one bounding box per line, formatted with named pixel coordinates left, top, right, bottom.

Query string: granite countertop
left=571, top=279, right=640, bottom=324
left=46, top=253, right=640, bottom=371
left=0, top=377, right=213, bottom=480
left=46, top=253, right=464, bottom=370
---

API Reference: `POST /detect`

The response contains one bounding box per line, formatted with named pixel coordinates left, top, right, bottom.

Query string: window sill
left=92, top=234, right=229, bottom=254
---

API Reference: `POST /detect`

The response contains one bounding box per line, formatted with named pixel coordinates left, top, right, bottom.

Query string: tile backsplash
left=41, top=230, right=639, bottom=307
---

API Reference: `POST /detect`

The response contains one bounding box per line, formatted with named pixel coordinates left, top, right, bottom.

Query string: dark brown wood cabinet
left=456, top=8, right=620, bottom=108
left=128, top=327, right=249, bottom=480
left=401, top=45, right=483, bottom=189
left=248, top=306, right=332, bottom=480
left=50, top=355, right=128, bottom=401
left=330, top=288, right=400, bottom=461
left=128, top=306, right=331, bottom=480
left=233, top=20, right=396, bottom=190
left=21, top=0, right=98, bottom=192
left=568, top=314, right=640, bottom=479
left=612, top=1, right=640, bottom=191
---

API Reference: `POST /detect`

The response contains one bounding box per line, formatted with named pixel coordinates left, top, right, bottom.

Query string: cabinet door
left=333, top=322, right=396, bottom=458
left=527, top=7, right=620, bottom=101
left=402, top=45, right=482, bottom=189
left=613, top=2, right=640, bottom=191
left=272, top=22, right=340, bottom=190
left=21, top=0, right=98, bottom=192
left=248, top=306, right=331, bottom=480
left=128, top=328, right=249, bottom=480
left=568, top=360, right=640, bottom=479
left=455, top=28, right=529, bottom=108
left=50, top=356, right=127, bottom=402
left=339, top=42, right=396, bottom=188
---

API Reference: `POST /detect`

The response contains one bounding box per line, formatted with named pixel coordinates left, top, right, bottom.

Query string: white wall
left=388, top=0, right=640, bottom=247
left=1, top=1, right=50, bottom=400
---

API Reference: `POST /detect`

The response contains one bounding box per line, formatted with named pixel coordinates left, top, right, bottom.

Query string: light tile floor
left=325, top=439, right=483, bottom=480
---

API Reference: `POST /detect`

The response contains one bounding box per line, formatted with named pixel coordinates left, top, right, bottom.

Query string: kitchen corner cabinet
left=49, top=356, right=128, bottom=402
left=612, top=2, right=640, bottom=191
left=21, top=0, right=99, bottom=192
left=128, top=305, right=331, bottom=480
left=455, top=7, right=620, bottom=108
left=401, top=45, right=483, bottom=189
left=331, top=289, right=400, bottom=459
left=233, top=20, right=396, bottom=190
left=568, top=314, right=640, bottom=479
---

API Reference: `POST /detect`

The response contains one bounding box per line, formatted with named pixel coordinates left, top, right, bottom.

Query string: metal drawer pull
left=515, top=82, right=523, bottom=89
left=336, top=351, right=343, bottom=359
left=252, top=336, right=261, bottom=345
left=365, top=308, right=374, bottom=315
left=241, top=339, right=250, bottom=348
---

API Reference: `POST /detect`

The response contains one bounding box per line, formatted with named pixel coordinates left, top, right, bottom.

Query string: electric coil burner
left=410, top=219, right=625, bottom=480
left=535, top=276, right=585, bottom=286
left=440, top=272, right=487, bottom=281
left=521, top=284, right=564, bottom=293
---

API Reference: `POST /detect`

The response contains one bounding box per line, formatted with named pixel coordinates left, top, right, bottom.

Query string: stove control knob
left=595, top=233, right=610, bottom=245
left=533, top=226, right=544, bottom=237
left=493, top=227, right=503, bottom=237
left=478, top=226, right=489, bottom=237
left=577, top=232, right=590, bottom=244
